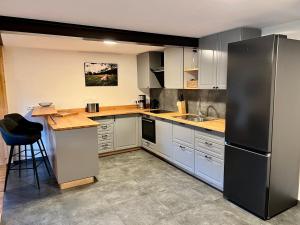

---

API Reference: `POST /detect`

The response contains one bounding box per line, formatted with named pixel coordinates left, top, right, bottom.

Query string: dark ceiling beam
left=0, top=16, right=198, bottom=47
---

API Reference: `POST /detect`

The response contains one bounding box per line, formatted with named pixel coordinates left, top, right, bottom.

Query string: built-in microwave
left=142, top=116, right=156, bottom=143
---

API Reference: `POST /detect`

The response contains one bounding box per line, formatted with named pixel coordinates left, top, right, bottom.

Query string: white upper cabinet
left=198, top=28, right=261, bottom=90
left=137, top=52, right=149, bottom=89
left=137, top=52, right=163, bottom=89
left=164, top=47, right=184, bottom=89
left=198, top=34, right=219, bottom=89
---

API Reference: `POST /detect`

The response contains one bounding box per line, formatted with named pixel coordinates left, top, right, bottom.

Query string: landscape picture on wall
left=84, top=62, right=118, bottom=86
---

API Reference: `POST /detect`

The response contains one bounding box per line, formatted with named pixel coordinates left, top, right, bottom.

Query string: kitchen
left=1, top=1, right=300, bottom=225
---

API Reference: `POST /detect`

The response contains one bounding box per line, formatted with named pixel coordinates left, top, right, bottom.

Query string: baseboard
left=59, top=176, right=95, bottom=190
left=98, top=147, right=141, bottom=157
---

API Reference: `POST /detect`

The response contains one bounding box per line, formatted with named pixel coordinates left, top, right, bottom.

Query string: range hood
left=151, top=66, right=164, bottom=73
left=149, top=52, right=164, bottom=87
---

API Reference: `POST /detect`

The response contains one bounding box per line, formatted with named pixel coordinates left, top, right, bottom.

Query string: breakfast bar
left=32, top=107, right=100, bottom=189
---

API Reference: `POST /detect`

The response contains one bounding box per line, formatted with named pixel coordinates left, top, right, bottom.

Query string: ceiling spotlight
left=103, top=40, right=117, bottom=45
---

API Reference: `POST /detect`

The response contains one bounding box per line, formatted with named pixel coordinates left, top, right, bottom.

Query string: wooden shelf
left=184, top=68, right=198, bottom=72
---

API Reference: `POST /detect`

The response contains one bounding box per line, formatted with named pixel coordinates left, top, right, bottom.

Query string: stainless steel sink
left=173, top=115, right=216, bottom=122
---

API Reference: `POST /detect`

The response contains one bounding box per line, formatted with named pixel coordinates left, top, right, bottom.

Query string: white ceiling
left=1, top=32, right=165, bottom=54
left=262, top=20, right=300, bottom=40
left=1, top=0, right=300, bottom=37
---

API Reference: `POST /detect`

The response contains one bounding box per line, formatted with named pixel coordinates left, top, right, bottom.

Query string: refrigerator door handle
left=226, top=144, right=271, bottom=158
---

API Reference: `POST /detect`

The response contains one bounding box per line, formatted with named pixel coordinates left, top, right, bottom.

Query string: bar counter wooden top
left=32, top=105, right=225, bottom=133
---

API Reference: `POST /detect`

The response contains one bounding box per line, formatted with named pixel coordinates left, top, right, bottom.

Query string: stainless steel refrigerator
left=224, top=34, right=300, bottom=219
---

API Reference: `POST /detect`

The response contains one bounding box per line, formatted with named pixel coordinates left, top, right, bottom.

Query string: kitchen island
left=32, top=105, right=225, bottom=189
left=32, top=107, right=100, bottom=189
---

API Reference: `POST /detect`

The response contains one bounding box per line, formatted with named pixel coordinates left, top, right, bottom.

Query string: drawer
left=98, top=132, right=113, bottom=142
left=98, top=141, right=114, bottom=152
left=93, top=116, right=114, bottom=124
left=142, top=139, right=156, bottom=152
left=195, top=137, right=224, bottom=160
left=195, top=129, right=224, bottom=145
left=97, top=123, right=114, bottom=133
left=173, top=142, right=194, bottom=173
left=173, top=123, right=195, bottom=148
left=195, top=150, right=224, bottom=190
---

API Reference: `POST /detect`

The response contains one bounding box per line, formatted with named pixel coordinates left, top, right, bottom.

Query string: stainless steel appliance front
left=142, top=116, right=156, bottom=143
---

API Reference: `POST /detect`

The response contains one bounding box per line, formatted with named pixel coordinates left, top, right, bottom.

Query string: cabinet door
left=156, top=119, right=173, bottom=160
left=198, top=34, right=218, bottom=89
left=216, top=30, right=241, bottom=89
left=164, top=47, right=184, bottom=89
left=173, top=123, right=194, bottom=148
left=137, top=52, right=150, bottom=89
left=173, top=142, right=194, bottom=173
left=195, top=150, right=224, bottom=190
left=114, top=116, right=138, bottom=150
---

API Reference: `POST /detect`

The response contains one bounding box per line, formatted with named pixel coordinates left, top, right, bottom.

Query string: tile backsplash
left=150, top=89, right=227, bottom=118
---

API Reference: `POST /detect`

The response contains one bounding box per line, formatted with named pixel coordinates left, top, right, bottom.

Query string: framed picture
left=84, top=62, right=118, bottom=86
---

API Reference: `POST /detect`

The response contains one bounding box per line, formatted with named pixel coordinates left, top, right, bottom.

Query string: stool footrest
left=10, top=161, right=44, bottom=170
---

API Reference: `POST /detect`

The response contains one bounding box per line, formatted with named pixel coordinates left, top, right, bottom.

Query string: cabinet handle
left=204, top=141, right=213, bottom=146
left=205, top=155, right=212, bottom=160
left=216, top=86, right=219, bottom=89
left=179, top=145, right=186, bottom=150
left=102, top=134, right=108, bottom=139
left=143, top=118, right=154, bottom=123
left=101, top=125, right=108, bottom=129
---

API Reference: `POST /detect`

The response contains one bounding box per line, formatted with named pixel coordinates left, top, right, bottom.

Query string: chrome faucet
left=206, top=105, right=219, bottom=118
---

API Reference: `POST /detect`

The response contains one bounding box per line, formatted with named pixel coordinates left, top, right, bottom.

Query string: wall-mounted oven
left=142, top=116, right=156, bottom=143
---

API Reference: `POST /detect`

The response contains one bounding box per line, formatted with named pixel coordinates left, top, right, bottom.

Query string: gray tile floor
left=2, top=150, right=300, bottom=225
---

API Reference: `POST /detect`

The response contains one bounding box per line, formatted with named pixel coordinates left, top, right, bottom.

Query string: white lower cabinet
left=195, top=150, right=224, bottom=190
left=156, top=119, right=173, bottom=161
left=94, top=115, right=138, bottom=153
left=114, top=115, right=138, bottom=150
left=173, top=123, right=195, bottom=148
left=142, top=139, right=156, bottom=152
left=95, top=114, right=225, bottom=191
left=173, top=142, right=194, bottom=173
left=94, top=117, right=114, bottom=153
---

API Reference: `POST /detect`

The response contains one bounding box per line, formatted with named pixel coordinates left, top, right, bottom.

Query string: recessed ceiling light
left=103, top=40, right=117, bottom=45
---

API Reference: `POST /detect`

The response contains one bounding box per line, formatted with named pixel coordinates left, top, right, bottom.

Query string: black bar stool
left=0, top=118, right=49, bottom=191
left=4, top=113, right=51, bottom=177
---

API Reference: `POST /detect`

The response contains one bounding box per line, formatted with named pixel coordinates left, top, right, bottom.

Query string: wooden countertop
left=143, top=112, right=225, bottom=133
left=33, top=105, right=225, bottom=133
left=32, top=106, right=58, bottom=116
left=47, top=114, right=99, bottom=131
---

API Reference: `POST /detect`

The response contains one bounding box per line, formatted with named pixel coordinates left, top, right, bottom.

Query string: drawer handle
left=101, top=125, right=108, bottom=129
left=205, top=155, right=212, bottom=160
left=101, top=143, right=109, bottom=147
left=102, top=134, right=108, bottom=139
left=204, top=141, right=213, bottom=146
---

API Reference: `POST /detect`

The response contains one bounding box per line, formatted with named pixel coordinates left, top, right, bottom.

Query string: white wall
left=3, top=47, right=145, bottom=114
left=262, top=20, right=300, bottom=40
left=263, top=20, right=300, bottom=200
